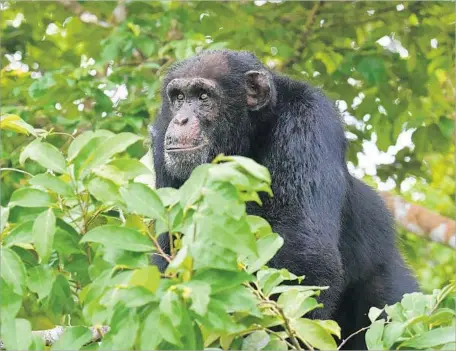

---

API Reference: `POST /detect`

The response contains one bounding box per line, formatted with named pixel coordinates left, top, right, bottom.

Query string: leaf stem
left=250, top=282, right=305, bottom=350
left=148, top=230, right=172, bottom=263
left=0, top=167, right=33, bottom=177
left=337, top=326, right=371, bottom=350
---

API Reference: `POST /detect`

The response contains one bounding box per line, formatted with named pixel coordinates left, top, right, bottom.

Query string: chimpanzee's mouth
left=165, top=143, right=208, bottom=152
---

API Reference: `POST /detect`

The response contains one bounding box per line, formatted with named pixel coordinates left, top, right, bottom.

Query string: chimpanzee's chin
left=164, top=149, right=210, bottom=180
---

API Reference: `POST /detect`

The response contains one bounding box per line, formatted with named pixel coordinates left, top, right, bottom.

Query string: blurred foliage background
left=1, top=0, right=455, bottom=293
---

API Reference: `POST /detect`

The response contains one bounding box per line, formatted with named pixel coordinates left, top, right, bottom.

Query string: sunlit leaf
left=81, top=225, right=155, bottom=252
left=33, top=209, right=56, bottom=263
left=51, top=326, right=92, bottom=351
left=9, top=188, right=52, bottom=208
left=20, top=139, right=67, bottom=174
left=0, top=247, right=27, bottom=295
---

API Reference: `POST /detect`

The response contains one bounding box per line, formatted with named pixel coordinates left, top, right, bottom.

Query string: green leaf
left=182, top=281, right=211, bottom=316
left=368, top=306, right=384, bottom=323
left=30, top=332, right=46, bottom=350
left=120, top=183, right=167, bottom=224
left=109, top=158, right=152, bottom=179
left=30, top=173, right=73, bottom=196
left=242, top=330, right=270, bottom=351
left=140, top=309, right=163, bottom=350
left=385, top=303, right=405, bottom=322
left=1, top=247, right=27, bottom=295
left=0, top=278, right=23, bottom=321
left=258, top=268, right=299, bottom=295
left=81, top=225, right=155, bottom=252
left=3, top=220, right=34, bottom=247
left=356, top=56, right=387, bottom=84
left=179, top=164, right=211, bottom=209
left=382, top=321, right=405, bottom=349
left=401, top=292, right=431, bottom=317
left=9, top=188, right=52, bottom=208
left=247, top=215, right=273, bottom=238
left=46, top=275, right=74, bottom=316
left=113, top=287, right=157, bottom=308
left=20, top=139, right=67, bottom=174
left=270, top=284, right=327, bottom=295
left=88, top=177, right=122, bottom=204
left=72, top=136, right=105, bottom=177
left=207, top=163, right=251, bottom=189
left=51, top=326, right=92, bottom=351
left=128, top=266, right=161, bottom=292
left=193, top=269, right=252, bottom=294
left=101, top=306, right=139, bottom=350
left=245, top=233, right=283, bottom=273
left=365, top=319, right=385, bottom=350
left=278, top=289, right=320, bottom=319
left=33, top=209, right=56, bottom=263
left=400, top=327, right=456, bottom=349
left=196, top=299, right=239, bottom=334
left=441, top=342, right=456, bottom=350
left=314, top=50, right=343, bottom=74
left=292, top=318, right=338, bottom=350
left=54, top=228, right=85, bottom=257
left=439, top=117, right=454, bottom=139
left=314, top=320, right=341, bottom=339
left=213, top=155, right=271, bottom=183
left=213, top=285, right=261, bottom=317
left=79, top=132, right=142, bottom=174
left=68, top=131, right=95, bottom=161
left=427, top=308, right=456, bottom=326
left=27, top=266, right=55, bottom=300
left=92, top=165, right=126, bottom=185
left=0, top=114, right=36, bottom=135
left=1, top=206, right=9, bottom=232
left=156, top=188, right=179, bottom=207
left=202, top=184, right=246, bottom=220
left=160, top=290, right=183, bottom=327
left=0, top=318, right=32, bottom=351
left=195, top=215, right=257, bottom=258
left=264, top=337, right=288, bottom=351
left=191, top=239, right=239, bottom=271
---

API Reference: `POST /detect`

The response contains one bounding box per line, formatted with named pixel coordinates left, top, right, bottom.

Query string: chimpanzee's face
left=163, top=77, right=220, bottom=179
left=162, top=53, right=274, bottom=180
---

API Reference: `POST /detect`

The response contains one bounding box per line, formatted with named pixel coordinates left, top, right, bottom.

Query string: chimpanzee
left=149, top=49, right=419, bottom=349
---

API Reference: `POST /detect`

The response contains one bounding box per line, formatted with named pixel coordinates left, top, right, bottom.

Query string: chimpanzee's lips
left=165, top=143, right=208, bottom=152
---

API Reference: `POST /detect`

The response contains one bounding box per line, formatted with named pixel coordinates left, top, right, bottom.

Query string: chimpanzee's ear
left=245, top=70, right=274, bottom=111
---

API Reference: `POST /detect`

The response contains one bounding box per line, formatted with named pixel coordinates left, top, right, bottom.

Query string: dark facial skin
left=163, top=77, right=219, bottom=179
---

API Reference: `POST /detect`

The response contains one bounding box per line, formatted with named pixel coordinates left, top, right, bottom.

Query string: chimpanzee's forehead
left=171, top=53, right=230, bottom=80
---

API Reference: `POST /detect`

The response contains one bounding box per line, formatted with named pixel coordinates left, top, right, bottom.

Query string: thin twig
left=264, top=328, right=297, bottom=350
left=274, top=303, right=308, bottom=350
left=148, top=231, right=172, bottom=263
left=250, top=282, right=305, bottom=350
left=337, top=326, right=371, bottom=350
left=0, top=168, right=33, bottom=177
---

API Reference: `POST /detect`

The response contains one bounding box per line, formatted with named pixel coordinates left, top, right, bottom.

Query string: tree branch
left=0, top=326, right=110, bottom=350
left=381, top=192, right=456, bottom=249
left=283, top=1, right=323, bottom=70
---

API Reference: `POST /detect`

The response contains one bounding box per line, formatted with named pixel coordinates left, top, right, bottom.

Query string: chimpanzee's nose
left=173, top=115, right=189, bottom=126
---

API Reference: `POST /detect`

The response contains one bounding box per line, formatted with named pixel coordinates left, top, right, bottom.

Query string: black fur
left=150, top=49, right=419, bottom=349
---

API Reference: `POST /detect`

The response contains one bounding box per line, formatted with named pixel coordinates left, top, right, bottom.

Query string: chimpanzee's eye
left=177, top=93, right=184, bottom=101
left=200, top=93, right=208, bottom=101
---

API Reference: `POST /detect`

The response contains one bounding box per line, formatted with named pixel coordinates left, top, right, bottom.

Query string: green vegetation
left=1, top=1, right=454, bottom=349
